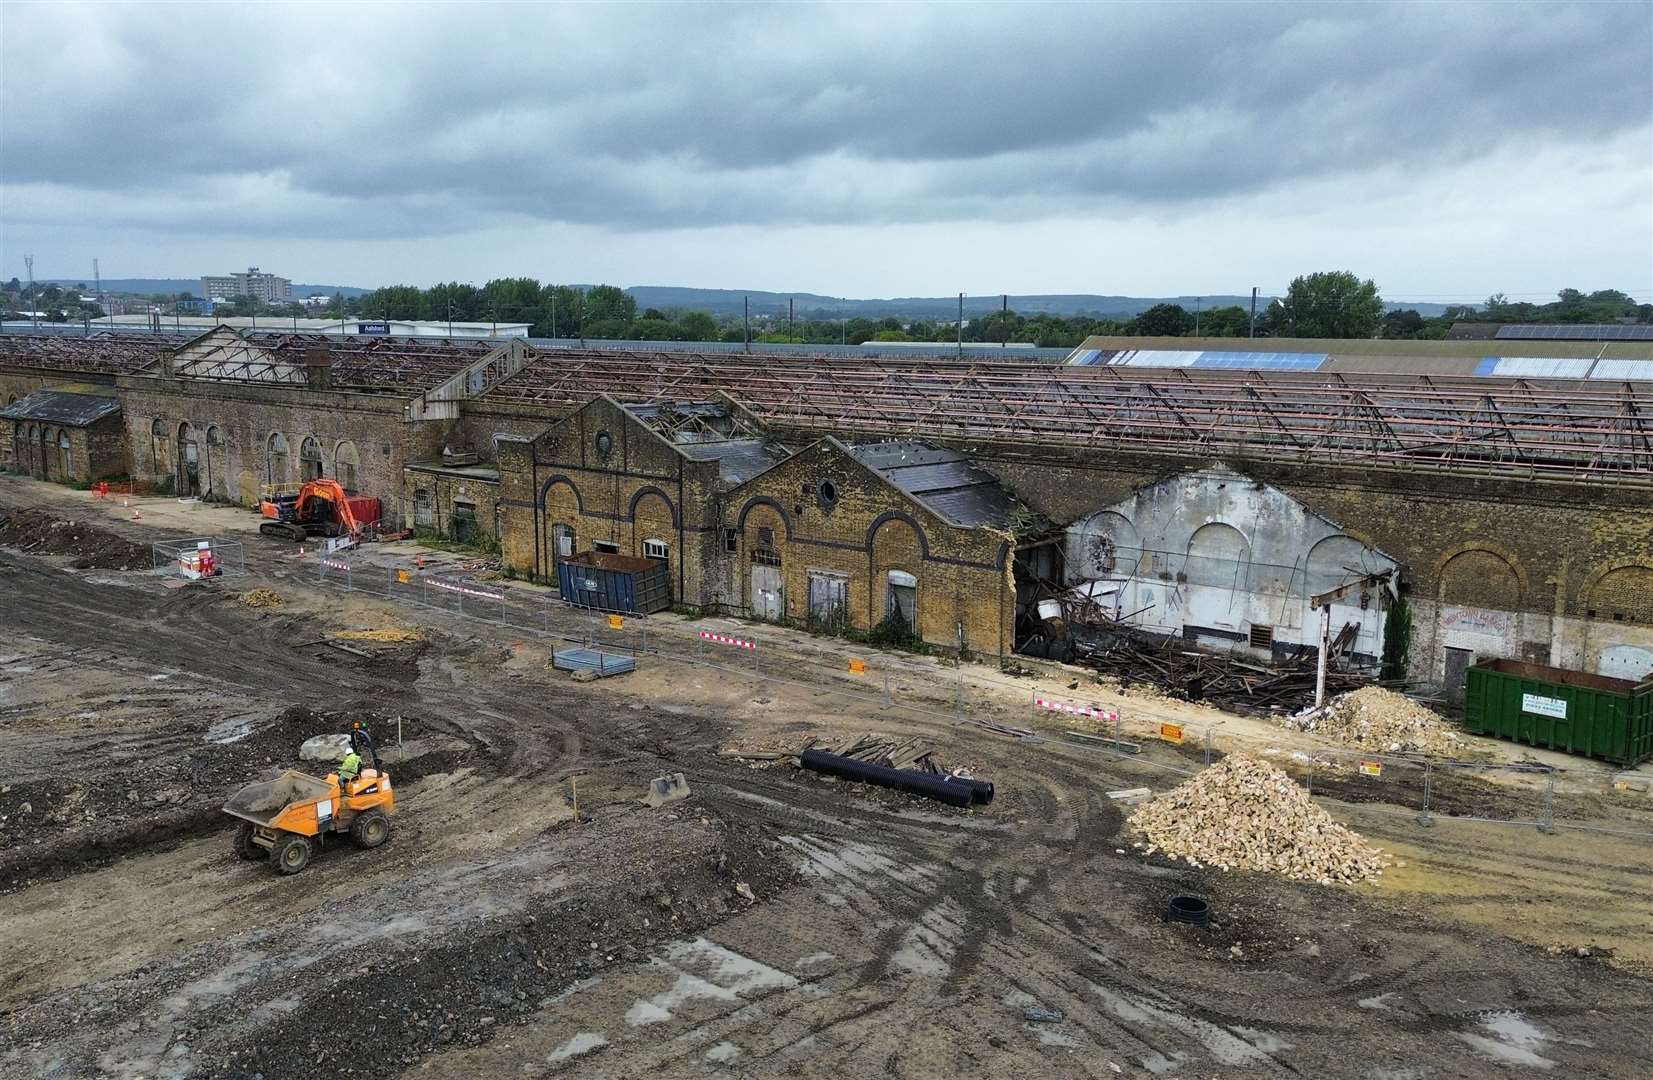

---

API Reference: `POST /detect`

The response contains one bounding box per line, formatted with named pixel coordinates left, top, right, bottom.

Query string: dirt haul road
left=0, top=485, right=1651, bottom=1079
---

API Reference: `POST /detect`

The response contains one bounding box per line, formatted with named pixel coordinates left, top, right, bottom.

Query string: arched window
left=267, top=432, right=290, bottom=483
left=299, top=436, right=323, bottom=482
left=151, top=419, right=166, bottom=437
left=333, top=440, right=360, bottom=492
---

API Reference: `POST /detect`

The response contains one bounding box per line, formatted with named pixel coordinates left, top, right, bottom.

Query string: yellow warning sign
left=608, top=614, right=625, bottom=630
left=1160, top=723, right=1184, bottom=744
left=1359, top=760, right=1383, bottom=778
left=396, top=569, right=411, bottom=584
left=848, top=658, right=866, bottom=674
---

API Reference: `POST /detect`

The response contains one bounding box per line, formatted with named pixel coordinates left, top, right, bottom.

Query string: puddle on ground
left=1090, top=981, right=1274, bottom=1068
left=891, top=897, right=965, bottom=977
left=704, top=1041, right=741, bottom=1064
left=1457, top=1011, right=1562, bottom=1069
left=623, top=938, right=798, bottom=1027
left=546, top=1032, right=608, bottom=1063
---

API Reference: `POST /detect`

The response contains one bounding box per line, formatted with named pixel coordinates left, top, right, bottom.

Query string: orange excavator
left=259, top=479, right=376, bottom=543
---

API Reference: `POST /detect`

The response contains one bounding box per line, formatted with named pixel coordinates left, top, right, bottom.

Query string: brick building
left=2, top=386, right=127, bottom=484
left=7, top=329, right=1653, bottom=682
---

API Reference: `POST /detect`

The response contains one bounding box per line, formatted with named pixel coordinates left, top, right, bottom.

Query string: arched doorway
left=177, top=422, right=201, bottom=497
left=205, top=426, right=228, bottom=499
left=267, top=433, right=290, bottom=485
left=299, top=436, right=323, bottom=482
left=149, top=419, right=170, bottom=484
left=333, top=440, right=360, bottom=492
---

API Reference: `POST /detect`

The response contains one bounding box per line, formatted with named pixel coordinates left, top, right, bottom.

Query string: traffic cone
left=132, top=508, right=141, bottom=520
left=297, top=545, right=305, bottom=559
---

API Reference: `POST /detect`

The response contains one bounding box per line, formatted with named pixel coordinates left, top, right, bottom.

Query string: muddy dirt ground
left=2, top=478, right=1652, bottom=1080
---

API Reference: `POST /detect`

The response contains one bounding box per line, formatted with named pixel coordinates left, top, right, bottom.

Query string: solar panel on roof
left=1494, top=323, right=1653, bottom=341
left=1476, top=357, right=1595, bottom=379
left=1188, top=351, right=1327, bottom=371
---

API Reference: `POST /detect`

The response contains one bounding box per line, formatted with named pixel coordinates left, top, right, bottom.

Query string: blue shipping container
left=556, top=551, right=672, bottom=614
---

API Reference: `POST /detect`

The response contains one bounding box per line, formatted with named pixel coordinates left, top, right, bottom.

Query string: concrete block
left=643, top=772, right=691, bottom=807
left=299, top=733, right=351, bottom=762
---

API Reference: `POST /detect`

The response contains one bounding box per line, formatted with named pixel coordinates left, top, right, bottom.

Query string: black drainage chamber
left=1166, top=895, right=1211, bottom=927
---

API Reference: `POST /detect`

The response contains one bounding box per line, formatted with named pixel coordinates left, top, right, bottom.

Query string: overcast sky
left=2, top=1, right=1649, bottom=301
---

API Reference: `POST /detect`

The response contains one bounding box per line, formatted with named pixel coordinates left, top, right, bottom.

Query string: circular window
left=595, top=431, right=613, bottom=457
left=818, top=478, right=838, bottom=505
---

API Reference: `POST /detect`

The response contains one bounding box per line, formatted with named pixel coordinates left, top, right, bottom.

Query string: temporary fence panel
left=152, top=536, right=246, bottom=577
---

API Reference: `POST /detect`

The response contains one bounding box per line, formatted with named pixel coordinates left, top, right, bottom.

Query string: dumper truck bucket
left=222, top=770, right=334, bottom=827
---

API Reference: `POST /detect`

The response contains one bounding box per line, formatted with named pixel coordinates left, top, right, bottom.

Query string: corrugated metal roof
left=0, top=388, right=121, bottom=426
left=1588, top=359, right=1653, bottom=381
left=849, top=441, right=1019, bottom=528
left=1474, top=357, right=1597, bottom=379
left=1496, top=324, right=1653, bottom=341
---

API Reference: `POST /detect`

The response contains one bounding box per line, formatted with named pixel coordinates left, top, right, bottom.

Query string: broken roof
left=0, top=387, right=121, bottom=426
left=623, top=400, right=790, bottom=485
left=848, top=441, right=1020, bottom=529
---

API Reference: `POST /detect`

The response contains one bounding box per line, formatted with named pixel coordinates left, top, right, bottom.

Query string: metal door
left=1444, top=646, right=1473, bottom=701
left=751, top=562, right=784, bottom=621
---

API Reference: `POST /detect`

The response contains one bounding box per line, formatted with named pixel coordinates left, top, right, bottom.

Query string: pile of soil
left=1285, top=686, right=1464, bottom=756
left=239, top=588, right=285, bottom=608
left=0, top=505, right=150, bottom=569
left=1128, top=754, right=1388, bottom=885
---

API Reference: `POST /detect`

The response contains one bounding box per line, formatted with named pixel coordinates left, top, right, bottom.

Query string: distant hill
left=35, top=278, right=1458, bottom=318
left=39, top=278, right=370, bottom=299
left=624, top=286, right=1461, bottom=320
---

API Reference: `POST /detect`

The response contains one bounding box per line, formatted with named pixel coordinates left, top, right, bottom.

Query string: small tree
left=1278, top=271, right=1384, bottom=338
left=1131, top=303, right=1194, bottom=336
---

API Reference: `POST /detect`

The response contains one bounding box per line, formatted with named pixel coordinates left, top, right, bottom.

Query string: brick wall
left=495, top=398, right=724, bottom=601
left=402, top=466, right=502, bottom=543
left=114, top=374, right=446, bottom=524
left=717, top=438, right=1014, bottom=656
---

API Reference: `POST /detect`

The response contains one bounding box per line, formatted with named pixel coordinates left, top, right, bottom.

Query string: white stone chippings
left=1127, top=754, right=1387, bottom=884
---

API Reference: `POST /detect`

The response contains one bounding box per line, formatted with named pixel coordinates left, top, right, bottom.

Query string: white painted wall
left=1063, top=464, right=1397, bottom=665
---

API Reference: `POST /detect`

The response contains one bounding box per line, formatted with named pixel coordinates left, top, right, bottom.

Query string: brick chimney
left=304, top=346, right=332, bottom=390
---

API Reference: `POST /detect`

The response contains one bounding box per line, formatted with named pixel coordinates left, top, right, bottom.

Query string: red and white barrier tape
left=1034, top=697, right=1117, bottom=721
left=424, top=577, right=505, bottom=602
left=699, top=630, right=756, bottom=650
left=320, top=558, right=352, bottom=572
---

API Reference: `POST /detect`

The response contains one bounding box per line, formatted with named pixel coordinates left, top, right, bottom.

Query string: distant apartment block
left=201, top=267, right=291, bottom=302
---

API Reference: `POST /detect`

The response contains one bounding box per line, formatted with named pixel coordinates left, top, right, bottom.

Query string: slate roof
left=676, top=437, right=791, bottom=485
left=0, top=388, right=122, bottom=426
left=848, top=441, right=1020, bottom=528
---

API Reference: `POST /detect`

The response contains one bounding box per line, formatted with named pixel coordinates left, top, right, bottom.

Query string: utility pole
left=1249, top=287, right=1258, bottom=338
left=1195, top=296, right=1202, bottom=336
left=551, top=290, right=557, bottom=338
left=743, top=295, right=750, bottom=354
left=93, top=258, right=101, bottom=315
left=788, top=297, right=793, bottom=339
left=24, top=254, right=36, bottom=329
left=957, top=292, right=964, bottom=359
left=1002, top=294, right=1008, bottom=347
left=447, top=298, right=454, bottom=338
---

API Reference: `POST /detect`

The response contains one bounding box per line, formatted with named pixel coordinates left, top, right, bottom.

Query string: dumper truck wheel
left=271, top=833, right=313, bottom=875
left=233, top=822, right=267, bottom=860
left=350, top=810, right=391, bottom=849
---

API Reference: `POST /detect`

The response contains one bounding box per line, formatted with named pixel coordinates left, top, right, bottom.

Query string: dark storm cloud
left=2, top=0, right=1649, bottom=237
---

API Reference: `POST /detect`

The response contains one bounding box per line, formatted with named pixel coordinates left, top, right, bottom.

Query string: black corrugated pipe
left=799, top=750, right=993, bottom=807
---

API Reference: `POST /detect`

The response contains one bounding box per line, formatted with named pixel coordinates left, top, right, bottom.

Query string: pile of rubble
left=1128, top=754, right=1387, bottom=885
left=239, top=588, right=286, bottom=609
left=1285, top=687, right=1463, bottom=756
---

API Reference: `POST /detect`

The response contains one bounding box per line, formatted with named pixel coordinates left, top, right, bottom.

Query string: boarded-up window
left=413, top=489, right=434, bottom=527
left=267, top=433, right=289, bottom=483
left=808, top=571, right=848, bottom=628
left=334, top=440, right=360, bottom=492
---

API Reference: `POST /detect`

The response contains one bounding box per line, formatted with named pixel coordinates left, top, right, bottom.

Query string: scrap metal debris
left=1128, top=754, right=1388, bottom=885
